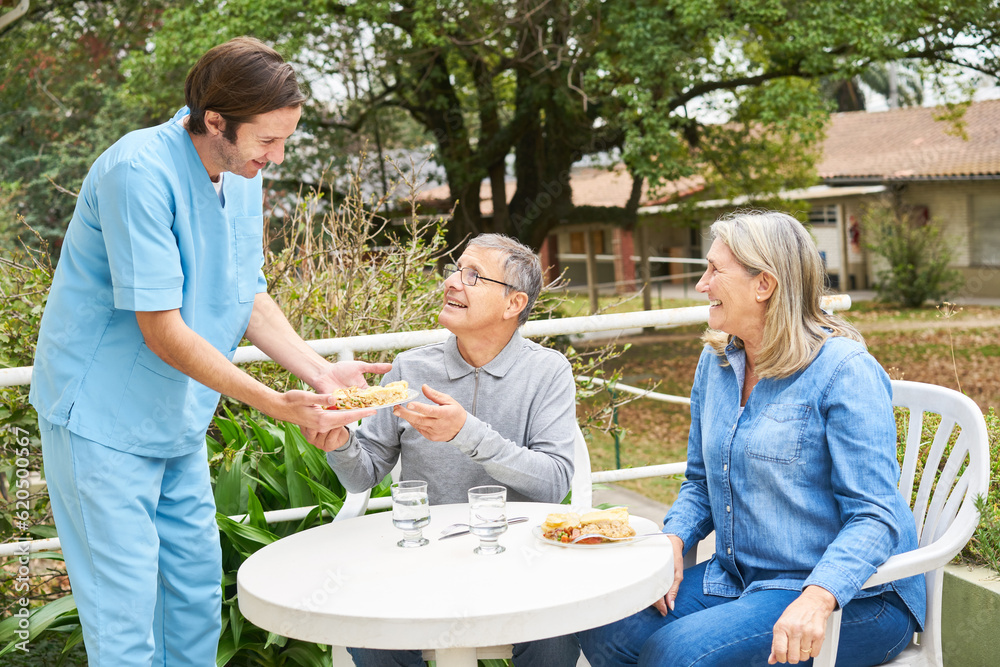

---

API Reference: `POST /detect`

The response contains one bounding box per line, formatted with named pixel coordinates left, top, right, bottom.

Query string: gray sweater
left=326, top=330, right=576, bottom=504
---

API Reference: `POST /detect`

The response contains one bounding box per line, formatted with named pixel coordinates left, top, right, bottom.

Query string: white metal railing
left=557, top=254, right=708, bottom=300
left=578, top=375, right=692, bottom=406
left=1, top=296, right=849, bottom=385
left=0, top=297, right=851, bottom=556
left=557, top=253, right=708, bottom=266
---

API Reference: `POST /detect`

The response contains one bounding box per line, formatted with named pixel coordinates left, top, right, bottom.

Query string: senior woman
left=579, top=211, right=925, bottom=667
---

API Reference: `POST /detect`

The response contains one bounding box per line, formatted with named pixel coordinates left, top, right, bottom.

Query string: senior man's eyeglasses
left=444, top=264, right=519, bottom=290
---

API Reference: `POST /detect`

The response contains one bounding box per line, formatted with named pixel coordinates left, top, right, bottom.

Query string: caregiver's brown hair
left=185, top=36, right=305, bottom=142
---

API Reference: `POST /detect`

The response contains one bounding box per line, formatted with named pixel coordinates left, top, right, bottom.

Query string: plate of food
left=323, top=380, right=420, bottom=415
left=534, top=507, right=660, bottom=548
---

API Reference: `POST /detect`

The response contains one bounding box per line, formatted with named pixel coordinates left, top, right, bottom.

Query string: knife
left=438, top=516, right=530, bottom=539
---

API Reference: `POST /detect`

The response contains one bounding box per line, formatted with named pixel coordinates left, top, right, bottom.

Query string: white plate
left=324, top=388, right=421, bottom=417
left=532, top=515, right=661, bottom=549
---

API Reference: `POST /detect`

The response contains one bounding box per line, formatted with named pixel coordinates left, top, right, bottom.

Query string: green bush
left=0, top=233, right=54, bottom=618
left=211, top=409, right=367, bottom=666
left=862, top=198, right=964, bottom=308
left=967, top=408, right=1000, bottom=572
left=0, top=408, right=369, bottom=665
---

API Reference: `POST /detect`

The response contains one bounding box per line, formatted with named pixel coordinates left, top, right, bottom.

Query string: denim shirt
left=663, top=337, right=926, bottom=629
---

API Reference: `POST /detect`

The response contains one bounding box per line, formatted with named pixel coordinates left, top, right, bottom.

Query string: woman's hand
left=768, top=585, right=838, bottom=664
left=653, top=534, right=686, bottom=616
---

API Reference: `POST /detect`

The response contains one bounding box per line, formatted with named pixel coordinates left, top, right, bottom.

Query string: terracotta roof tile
left=819, top=99, right=1000, bottom=180
left=418, top=166, right=703, bottom=214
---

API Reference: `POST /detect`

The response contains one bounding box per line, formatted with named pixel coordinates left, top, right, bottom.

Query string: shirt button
left=727, top=547, right=732, bottom=555
left=723, top=464, right=728, bottom=471
left=726, top=505, right=731, bottom=512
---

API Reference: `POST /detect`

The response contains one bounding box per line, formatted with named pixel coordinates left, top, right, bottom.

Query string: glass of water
left=391, top=480, right=430, bottom=548
left=468, top=485, right=507, bottom=555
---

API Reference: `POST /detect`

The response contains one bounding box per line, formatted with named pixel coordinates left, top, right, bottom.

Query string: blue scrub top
left=30, top=107, right=268, bottom=457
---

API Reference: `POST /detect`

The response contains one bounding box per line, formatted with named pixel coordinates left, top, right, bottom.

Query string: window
left=808, top=204, right=839, bottom=226
left=972, top=194, right=1000, bottom=266
left=568, top=230, right=605, bottom=254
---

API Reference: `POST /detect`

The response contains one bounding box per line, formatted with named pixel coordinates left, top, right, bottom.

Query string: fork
left=566, top=531, right=671, bottom=544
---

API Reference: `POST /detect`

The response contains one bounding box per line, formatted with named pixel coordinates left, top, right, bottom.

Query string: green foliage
left=966, top=408, right=1000, bottom=572
left=0, top=233, right=52, bottom=551
left=0, top=408, right=377, bottom=663
left=0, top=1, right=165, bottom=251
left=208, top=410, right=366, bottom=666
left=5, top=1, right=1000, bottom=251
left=862, top=198, right=964, bottom=308
left=0, top=593, right=81, bottom=660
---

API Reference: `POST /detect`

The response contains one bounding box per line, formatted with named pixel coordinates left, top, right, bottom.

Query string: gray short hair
left=466, top=234, right=542, bottom=326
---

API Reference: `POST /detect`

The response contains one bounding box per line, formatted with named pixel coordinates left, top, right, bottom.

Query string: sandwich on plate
left=541, top=507, right=635, bottom=544
left=326, top=380, right=410, bottom=410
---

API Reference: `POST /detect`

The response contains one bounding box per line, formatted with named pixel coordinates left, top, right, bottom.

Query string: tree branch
left=312, top=87, right=400, bottom=133
left=0, top=0, right=30, bottom=35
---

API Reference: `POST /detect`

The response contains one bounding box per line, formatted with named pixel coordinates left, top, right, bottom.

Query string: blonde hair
left=702, top=210, right=864, bottom=378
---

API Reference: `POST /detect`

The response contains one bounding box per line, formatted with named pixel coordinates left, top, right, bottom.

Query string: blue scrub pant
left=578, top=561, right=917, bottom=667
left=41, top=418, right=222, bottom=666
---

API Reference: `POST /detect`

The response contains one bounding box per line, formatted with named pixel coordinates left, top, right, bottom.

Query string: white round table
left=237, top=502, right=674, bottom=666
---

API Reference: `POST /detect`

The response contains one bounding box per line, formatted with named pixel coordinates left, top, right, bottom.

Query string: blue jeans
left=347, top=634, right=580, bottom=667
left=578, top=561, right=917, bottom=667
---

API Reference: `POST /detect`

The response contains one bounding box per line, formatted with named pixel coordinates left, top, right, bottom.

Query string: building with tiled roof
left=598, top=99, right=1000, bottom=298
left=819, top=99, right=1000, bottom=182
left=800, top=99, right=1000, bottom=296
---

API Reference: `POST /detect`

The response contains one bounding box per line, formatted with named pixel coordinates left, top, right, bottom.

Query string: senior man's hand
left=392, top=385, right=467, bottom=442
left=301, top=424, right=351, bottom=452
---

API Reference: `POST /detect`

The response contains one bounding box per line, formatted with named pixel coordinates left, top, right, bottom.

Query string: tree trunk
left=487, top=161, right=508, bottom=233
left=506, top=95, right=575, bottom=249
left=446, top=178, right=484, bottom=250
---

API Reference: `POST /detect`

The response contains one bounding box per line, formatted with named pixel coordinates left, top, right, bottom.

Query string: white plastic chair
left=331, top=424, right=593, bottom=666
left=807, top=380, right=990, bottom=666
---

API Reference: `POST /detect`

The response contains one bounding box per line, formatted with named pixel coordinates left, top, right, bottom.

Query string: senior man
left=305, top=233, right=581, bottom=667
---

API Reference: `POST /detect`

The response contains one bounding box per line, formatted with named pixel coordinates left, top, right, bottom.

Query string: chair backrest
left=571, top=424, right=594, bottom=509
left=813, top=380, right=989, bottom=667
left=891, top=380, right=990, bottom=559
left=334, top=457, right=400, bottom=521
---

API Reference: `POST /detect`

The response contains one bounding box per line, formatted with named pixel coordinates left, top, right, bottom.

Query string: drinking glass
left=468, top=485, right=507, bottom=555
left=391, top=480, right=430, bottom=548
